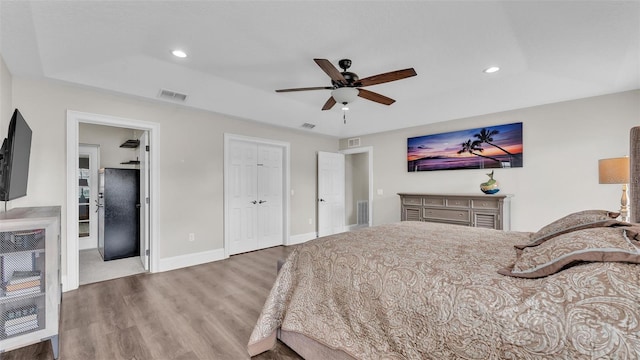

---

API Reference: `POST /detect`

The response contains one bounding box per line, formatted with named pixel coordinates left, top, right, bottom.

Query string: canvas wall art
left=407, top=122, right=523, bottom=172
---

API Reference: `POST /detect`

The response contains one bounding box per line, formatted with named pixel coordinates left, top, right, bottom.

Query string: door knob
left=258, top=200, right=267, bottom=204
left=251, top=200, right=257, bottom=204
left=318, top=198, right=325, bottom=202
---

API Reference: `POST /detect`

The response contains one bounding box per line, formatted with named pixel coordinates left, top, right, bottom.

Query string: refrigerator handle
left=95, top=199, right=104, bottom=213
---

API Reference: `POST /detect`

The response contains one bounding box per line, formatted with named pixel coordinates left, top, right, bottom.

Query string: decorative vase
left=480, top=170, right=500, bottom=194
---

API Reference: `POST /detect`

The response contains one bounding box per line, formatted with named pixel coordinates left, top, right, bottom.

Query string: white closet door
left=228, top=140, right=284, bottom=255
left=317, top=151, right=346, bottom=237
left=257, top=144, right=284, bottom=248
left=228, top=140, right=259, bottom=255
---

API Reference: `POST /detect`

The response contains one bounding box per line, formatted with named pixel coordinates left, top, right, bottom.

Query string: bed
left=247, top=129, right=640, bottom=360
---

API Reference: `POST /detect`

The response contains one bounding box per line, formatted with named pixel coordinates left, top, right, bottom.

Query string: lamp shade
left=598, top=157, right=630, bottom=184
left=331, top=87, right=359, bottom=104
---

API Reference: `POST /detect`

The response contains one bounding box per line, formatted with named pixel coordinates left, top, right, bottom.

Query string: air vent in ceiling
left=158, top=89, right=188, bottom=102
left=347, top=138, right=361, bottom=147
left=301, top=123, right=316, bottom=129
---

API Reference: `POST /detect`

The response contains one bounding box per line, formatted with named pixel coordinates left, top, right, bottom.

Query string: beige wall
left=340, top=90, right=640, bottom=232
left=9, top=77, right=337, bottom=275
left=0, top=55, right=12, bottom=144
left=79, top=123, right=139, bottom=168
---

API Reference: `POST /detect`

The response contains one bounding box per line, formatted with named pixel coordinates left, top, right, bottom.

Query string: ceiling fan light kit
left=331, top=87, right=359, bottom=106
left=275, top=58, right=417, bottom=117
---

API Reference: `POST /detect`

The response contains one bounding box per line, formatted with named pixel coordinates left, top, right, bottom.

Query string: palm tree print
left=457, top=139, right=501, bottom=163
left=473, top=128, right=513, bottom=155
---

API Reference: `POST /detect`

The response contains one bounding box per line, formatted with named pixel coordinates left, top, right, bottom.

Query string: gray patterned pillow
left=499, top=227, right=640, bottom=278
left=516, top=210, right=623, bottom=250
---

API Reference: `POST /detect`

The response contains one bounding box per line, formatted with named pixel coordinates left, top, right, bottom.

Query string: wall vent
left=158, top=89, right=188, bottom=102
left=357, top=200, right=369, bottom=225
left=301, top=123, right=316, bottom=129
left=347, top=138, right=361, bottom=147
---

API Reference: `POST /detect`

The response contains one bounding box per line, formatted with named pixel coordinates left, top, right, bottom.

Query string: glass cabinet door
left=78, top=156, right=90, bottom=237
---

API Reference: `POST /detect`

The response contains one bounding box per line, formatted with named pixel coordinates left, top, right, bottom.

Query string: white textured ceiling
left=1, top=1, right=639, bottom=138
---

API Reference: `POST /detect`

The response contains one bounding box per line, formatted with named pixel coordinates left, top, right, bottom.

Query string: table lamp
left=598, top=156, right=630, bottom=221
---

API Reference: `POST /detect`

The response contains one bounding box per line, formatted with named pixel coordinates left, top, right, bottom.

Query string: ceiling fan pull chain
left=343, top=110, right=347, bottom=124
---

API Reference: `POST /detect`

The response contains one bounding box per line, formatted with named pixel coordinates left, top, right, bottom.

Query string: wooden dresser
left=398, top=193, right=511, bottom=230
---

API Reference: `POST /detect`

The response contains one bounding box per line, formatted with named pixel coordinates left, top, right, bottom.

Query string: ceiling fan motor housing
left=336, top=59, right=359, bottom=87
left=332, top=73, right=359, bottom=87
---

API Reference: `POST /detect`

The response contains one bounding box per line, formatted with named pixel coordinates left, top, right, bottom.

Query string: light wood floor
left=3, top=246, right=302, bottom=360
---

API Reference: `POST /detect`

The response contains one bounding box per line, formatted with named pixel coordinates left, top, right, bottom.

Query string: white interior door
left=137, top=131, right=150, bottom=271
left=228, top=140, right=259, bottom=255
left=317, top=151, right=345, bottom=237
left=257, top=144, right=284, bottom=248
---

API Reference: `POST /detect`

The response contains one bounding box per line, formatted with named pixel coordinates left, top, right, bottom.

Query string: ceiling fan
left=275, top=59, right=417, bottom=110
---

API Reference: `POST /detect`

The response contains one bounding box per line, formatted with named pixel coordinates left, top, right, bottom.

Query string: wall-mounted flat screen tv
left=0, top=109, right=32, bottom=201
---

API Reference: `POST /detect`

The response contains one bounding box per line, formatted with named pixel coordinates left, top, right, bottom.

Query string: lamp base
left=620, top=184, right=629, bottom=222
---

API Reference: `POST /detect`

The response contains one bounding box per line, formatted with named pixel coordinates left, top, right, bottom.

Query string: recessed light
left=484, top=66, right=500, bottom=74
left=171, top=49, right=187, bottom=58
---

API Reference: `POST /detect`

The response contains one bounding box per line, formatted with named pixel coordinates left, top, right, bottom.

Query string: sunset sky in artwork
left=407, top=123, right=523, bottom=161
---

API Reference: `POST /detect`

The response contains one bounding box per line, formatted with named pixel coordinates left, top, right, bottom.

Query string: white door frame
left=137, top=131, right=150, bottom=271
left=78, top=144, right=100, bottom=250
left=340, top=146, right=373, bottom=227
left=65, top=110, right=160, bottom=292
left=223, top=133, right=290, bottom=258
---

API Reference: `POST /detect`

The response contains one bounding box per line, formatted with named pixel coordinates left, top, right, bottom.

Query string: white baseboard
left=287, top=232, right=316, bottom=245
left=158, top=248, right=226, bottom=272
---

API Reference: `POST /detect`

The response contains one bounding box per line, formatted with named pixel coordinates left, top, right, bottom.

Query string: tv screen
left=0, top=109, right=32, bottom=201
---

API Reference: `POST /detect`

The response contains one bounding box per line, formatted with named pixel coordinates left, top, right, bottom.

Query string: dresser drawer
left=423, top=197, right=445, bottom=206
left=423, top=208, right=470, bottom=222
left=472, top=199, right=499, bottom=209
left=403, top=196, right=423, bottom=206
left=446, top=198, right=470, bottom=208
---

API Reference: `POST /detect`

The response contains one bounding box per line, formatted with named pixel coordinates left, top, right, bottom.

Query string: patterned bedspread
left=248, top=222, right=640, bottom=359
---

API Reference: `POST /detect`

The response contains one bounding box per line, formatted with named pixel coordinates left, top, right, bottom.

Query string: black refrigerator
left=97, top=168, right=140, bottom=261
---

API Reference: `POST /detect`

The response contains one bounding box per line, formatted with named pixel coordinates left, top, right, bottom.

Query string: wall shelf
left=119, top=139, right=140, bottom=148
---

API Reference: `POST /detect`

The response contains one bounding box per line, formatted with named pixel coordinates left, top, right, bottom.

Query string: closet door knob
left=251, top=200, right=257, bottom=204
left=258, top=200, right=267, bottom=204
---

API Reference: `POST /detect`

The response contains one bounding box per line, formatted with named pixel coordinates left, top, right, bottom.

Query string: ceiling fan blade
left=314, top=58, right=346, bottom=84
left=358, top=68, right=417, bottom=87
left=276, top=86, right=333, bottom=93
left=321, top=96, right=337, bottom=110
left=357, top=89, right=395, bottom=105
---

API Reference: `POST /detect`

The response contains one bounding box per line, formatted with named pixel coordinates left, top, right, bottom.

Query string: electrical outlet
left=377, top=189, right=384, bottom=195
left=188, top=233, right=195, bottom=242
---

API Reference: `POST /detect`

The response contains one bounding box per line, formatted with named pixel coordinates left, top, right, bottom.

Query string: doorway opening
left=65, top=111, right=160, bottom=292
left=344, top=151, right=371, bottom=231
left=317, top=147, right=373, bottom=237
